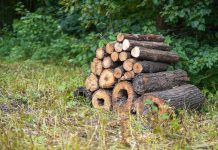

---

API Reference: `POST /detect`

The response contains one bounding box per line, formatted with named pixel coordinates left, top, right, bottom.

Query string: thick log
left=132, top=84, right=205, bottom=115
left=85, top=73, right=99, bottom=92
left=111, top=52, right=119, bottom=62
left=131, top=46, right=179, bottom=63
left=123, top=39, right=171, bottom=51
left=112, top=81, right=136, bottom=112
left=99, top=69, right=116, bottom=88
left=120, top=71, right=135, bottom=81
left=102, top=56, right=119, bottom=69
left=96, top=47, right=107, bottom=60
left=106, top=41, right=116, bottom=54
left=114, top=66, right=125, bottom=79
left=133, top=69, right=190, bottom=95
left=119, top=52, right=131, bottom=61
left=92, top=89, right=112, bottom=111
left=114, top=42, right=123, bottom=52
left=91, top=58, right=103, bottom=76
left=73, top=87, right=92, bottom=101
left=117, top=33, right=165, bottom=42
left=133, top=61, right=168, bottom=74
left=123, top=58, right=136, bottom=71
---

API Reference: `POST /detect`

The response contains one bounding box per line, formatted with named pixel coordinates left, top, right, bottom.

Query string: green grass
left=0, top=61, right=217, bottom=149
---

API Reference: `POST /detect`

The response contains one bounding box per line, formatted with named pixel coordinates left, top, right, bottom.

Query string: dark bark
left=133, top=61, right=168, bottom=73
left=73, top=87, right=92, bottom=101
left=117, top=33, right=165, bottom=42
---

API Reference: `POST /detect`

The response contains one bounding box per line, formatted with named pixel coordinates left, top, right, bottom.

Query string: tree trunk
left=99, top=69, right=116, bottom=88
left=117, top=33, right=165, bottom=42
left=123, top=39, right=171, bottom=51
left=102, top=56, right=119, bottom=69
left=131, top=46, right=179, bottom=63
left=133, top=61, right=168, bottom=74
left=85, top=73, right=99, bottom=92
left=119, top=52, right=131, bottom=61
left=92, top=89, right=112, bottom=111
left=123, top=58, right=136, bottom=71
left=120, top=71, right=135, bottom=81
left=111, top=52, right=119, bottom=62
left=96, top=47, right=107, bottom=60
left=73, top=86, right=92, bottom=101
left=133, top=69, right=190, bottom=95
left=106, top=41, right=116, bottom=54
left=114, top=66, right=125, bottom=79
left=91, top=58, right=103, bottom=76
left=112, top=81, right=136, bottom=112
left=114, top=42, right=123, bottom=52
left=133, top=84, right=205, bottom=115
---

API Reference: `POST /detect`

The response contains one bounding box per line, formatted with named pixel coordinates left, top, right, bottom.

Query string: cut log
left=85, top=73, right=99, bottom=92
left=92, top=89, right=112, bottom=111
left=73, top=87, right=92, bottom=101
left=114, top=66, right=125, bottom=79
left=91, top=58, right=103, bottom=76
left=131, top=46, right=179, bottom=63
left=111, top=52, right=119, bottom=62
left=119, top=52, right=131, bottom=61
left=114, top=42, right=123, bottom=52
left=133, top=69, right=190, bottom=95
left=112, top=81, right=136, bottom=112
left=133, top=61, right=168, bottom=74
left=117, top=33, right=165, bottom=42
left=106, top=41, right=116, bottom=54
left=120, top=71, right=135, bottom=81
left=102, top=56, right=119, bottom=69
left=132, top=84, right=205, bottom=115
left=96, top=47, right=107, bottom=60
left=123, top=58, right=136, bottom=71
left=123, top=39, right=171, bottom=51
left=99, top=69, right=116, bottom=88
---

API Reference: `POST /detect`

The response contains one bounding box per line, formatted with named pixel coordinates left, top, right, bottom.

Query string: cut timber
left=92, top=89, right=112, bottom=111
left=112, top=81, right=135, bottom=112
left=106, top=41, right=116, bottom=54
left=131, top=46, right=179, bottom=63
left=114, top=42, right=123, bottom=52
left=91, top=58, right=103, bottom=76
left=102, top=56, right=118, bottom=69
left=123, top=58, right=136, bottom=71
left=99, top=69, right=116, bottom=88
left=85, top=73, right=99, bottom=92
left=73, top=87, right=92, bottom=101
left=133, top=84, right=205, bottom=115
left=117, top=33, right=165, bottom=42
left=114, top=66, right=125, bottom=79
left=133, top=69, right=190, bottom=95
left=111, top=52, right=119, bottom=62
left=120, top=71, right=135, bottom=81
left=119, top=52, right=131, bottom=61
left=123, top=39, right=171, bottom=51
left=96, top=47, right=107, bottom=60
left=133, top=61, right=168, bottom=73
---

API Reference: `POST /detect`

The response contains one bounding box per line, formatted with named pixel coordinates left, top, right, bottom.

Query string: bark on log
left=85, top=73, right=99, bottom=92
left=133, top=84, right=205, bottom=115
left=123, top=39, right=171, bottom=51
left=119, top=52, right=131, bottom=61
left=123, top=58, right=136, bottom=71
left=114, top=66, right=125, bottom=79
left=99, top=69, right=116, bottom=88
left=102, top=56, right=119, bottom=69
left=131, top=46, right=179, bottom=63
left=96, top=47, right=107, bottom=60
left=114, top=42, right=123, bottom=52
left=111, top=52, right=119, bottom=62
left=91, top=58, right=103, bottom=76
left=133, top=69, right=190, bottom=95
left=112, top=81, right=136, bottom=112
left=117, top=33, right=165, bottom=42
left=106, top=41, right=116, bottom=54
left=120, top=71, right=135, bottom=81
left=133, top=61, right=168, bottom=74
left=73, top=87, right=92, bottom=101
left=92, top=89, right=112, bottom=111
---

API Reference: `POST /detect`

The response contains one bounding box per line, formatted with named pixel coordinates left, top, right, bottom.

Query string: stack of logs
left=76, top=33, right=205, bottom=114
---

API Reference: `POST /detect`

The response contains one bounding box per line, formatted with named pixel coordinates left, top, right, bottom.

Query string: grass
left=0, top=61, right=217, bottom=149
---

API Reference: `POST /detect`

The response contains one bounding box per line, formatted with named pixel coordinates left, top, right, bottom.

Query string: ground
left=0, top=61, right=217, bottom=149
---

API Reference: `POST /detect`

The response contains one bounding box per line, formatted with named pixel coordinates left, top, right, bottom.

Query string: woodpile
left=75, top=33, right=205, bottom=115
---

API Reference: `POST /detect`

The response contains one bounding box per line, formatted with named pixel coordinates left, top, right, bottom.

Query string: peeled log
left=85, top=73, right=99, bottom=92
left=106, top=41, right=116, bottom=54
left=114, top=66, right=125, bottom=79
left=131, top=46, right=179, bottom=63
left=132, top=84, right=205, bottom=115
left=119, top=52, right=131, bottom=61
left=73, top=86, right=92, bottom=101
left=117, top=33, right=165, bottom=42
left=123, top=58, right=136, bottom=71
left=111, top=52, right=119, bottom=62
left=92, top=89, right=112, bottom=111
left=114, top=42, right=123, bottom=52
left=133, top=69, right=190, bottom=95
left=96, top=47, right=107, bottom=60
left=112, top=81, right=136, bottom=112
left=133, top=61, right=168, bottom=73
left=99, top=69, right=116, bottom=88
left=123, top=39, right=171, bottom=51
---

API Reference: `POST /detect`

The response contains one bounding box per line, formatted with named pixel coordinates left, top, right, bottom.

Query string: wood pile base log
left=73, top=87, right=92, bottom=101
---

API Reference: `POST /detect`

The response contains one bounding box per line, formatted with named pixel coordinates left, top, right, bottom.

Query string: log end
left=117, top=33, right=125, bottom=42
left=114, top=42, right=123, bottom=52
left=99, top=69, right=115, bottom=88
left=133, top=62, right=143, bottom=74
left=92, top=90, right=112, bottom=111
left=123, top=39, right=130, bottom=51
left=114, top=67, right=123, bottom=79
left=85, top=73, right=99, bottom=92
left=106, top=42, right=115, bottom=54
left=131, top=46, right=140, bottom=58
left=111, top=52, right=119, bottom=62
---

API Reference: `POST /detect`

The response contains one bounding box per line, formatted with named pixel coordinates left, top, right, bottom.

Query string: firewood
left=117, top=33, right=165, bottom=42
left=114, top=42, right=123, bottom=52
left=123, top=58, right=136, bottom=71
left=123, top=39, right=171, bottom=51
left=106, top=41, right=116, bottom=54
left=92, top=89, right=112, bottom=111
left=99, top=69, right=116, bottom=88
left=120, top=71, right=135, bottom=81
left=111, top=52, right=119, bottom=62
left=131, top=46, right=179, bottom=63
left=133, top=61, right=168, bottom=73
left=112, top=81, right=136, bottom=112
left=85, top=73, right=99, bottom=92
left=96, top=47, right=107, bottom=60
left=102, top=56, right=118, bottom=69
left=90, top=58, right=103, bottom=76
left=114, top=66, right=125, bottom=79
left=119, top=52, right=131, bottom=61
left=73, top=86, right=92, bottom=101
left=132, top=84, right=205, bottom=115
left=133, top=69, right=190, bottom=95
